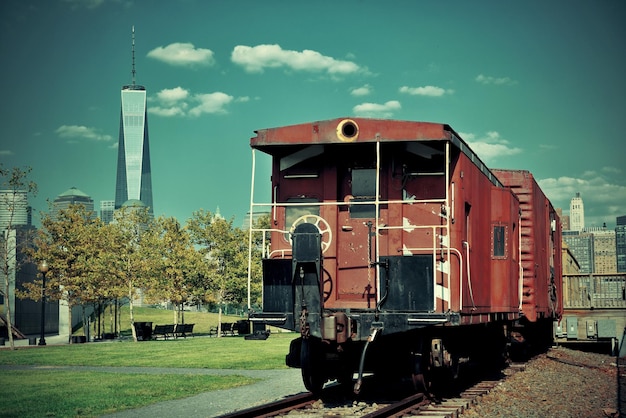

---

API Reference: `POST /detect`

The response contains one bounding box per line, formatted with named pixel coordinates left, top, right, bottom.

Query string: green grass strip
left=0, top=333, right=294, bottom=369
left=3, top=369, right=258, bottom=417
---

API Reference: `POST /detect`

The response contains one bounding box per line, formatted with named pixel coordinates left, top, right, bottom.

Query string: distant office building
left=51, top=187, right=95, bottom=220
left=0, top=190, right=30, bottom=229
left=242, top=211, right=271, bottom=230
left=114, top=27, right=153, bottom=216
left=616, top=215, right=626, bottom=272
left=561, top=240, right=581, bottom=275
left=100, top=200, right=115, bottom=225
left=563, top=230, right=594, bottom=274
left=569, top=192, right=584, bottom=232
left=591, top=228, right=617, bottom=274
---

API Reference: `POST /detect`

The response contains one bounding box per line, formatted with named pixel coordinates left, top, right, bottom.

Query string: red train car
left=247, top=118, right=561, bottom=393
left=491, top=169, right=563, bottom=323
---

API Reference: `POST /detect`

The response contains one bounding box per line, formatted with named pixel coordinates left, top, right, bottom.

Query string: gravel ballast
left=461, top=347, right=622, bottom=418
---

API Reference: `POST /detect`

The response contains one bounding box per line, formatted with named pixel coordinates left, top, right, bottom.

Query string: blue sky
left=1, top=0, right=624, bottom=229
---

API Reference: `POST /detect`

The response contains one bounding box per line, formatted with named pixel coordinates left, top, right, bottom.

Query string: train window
left=350, top=168, right=376, bottom=218
left=492, top=225, right=507, bottom=258
left=284, top=198, right=319, bottom=240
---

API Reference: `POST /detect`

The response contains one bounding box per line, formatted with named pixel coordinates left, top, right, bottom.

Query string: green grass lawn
left=3, top=370, right=258, bottom=417
left=1, top=307, right=298, bottom=417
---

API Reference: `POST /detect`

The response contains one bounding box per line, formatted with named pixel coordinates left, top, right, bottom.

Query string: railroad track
left=217, top=363, right=527, bottom=417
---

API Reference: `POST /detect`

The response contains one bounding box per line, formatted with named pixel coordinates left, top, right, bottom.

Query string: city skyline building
left=617, top=215, right=626, bottom=272
left=569, top=192, right=584, bottom=232
left=51, top=187, right=95, bottom=220
left=563, top=230, right=594, bottom=273
left=591, top=228, right=617, bottom=274
left=0, top=190, right=30, bottom=229
left=114, top=26, right=153, bottom=216
left=100, top=200, right=115, bottom=225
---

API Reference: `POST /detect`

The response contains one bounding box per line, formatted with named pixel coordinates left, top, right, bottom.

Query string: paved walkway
left=1, top=364, right=306, bottom=417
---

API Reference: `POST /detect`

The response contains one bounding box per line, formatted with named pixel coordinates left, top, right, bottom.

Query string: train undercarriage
left=281, top=315, right=554, bottom=395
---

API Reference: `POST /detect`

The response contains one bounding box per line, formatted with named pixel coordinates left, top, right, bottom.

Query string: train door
left=334, top=164, right=379, bottom=309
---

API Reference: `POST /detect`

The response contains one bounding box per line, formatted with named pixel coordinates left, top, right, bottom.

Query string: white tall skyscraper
left=114, top=26, right=153, bottom=216
left=570, top=192, right=585, bottom=232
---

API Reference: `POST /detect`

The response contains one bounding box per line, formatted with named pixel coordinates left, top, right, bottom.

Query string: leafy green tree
left=106, top=205, right=154, bottom=342
left=145, top=216, right=208, bottom=325
left=187, top=211, right=243, bottom=333
left=0, top=165, right=37, bottom=349
left=22, top=204, right=102, bottom=343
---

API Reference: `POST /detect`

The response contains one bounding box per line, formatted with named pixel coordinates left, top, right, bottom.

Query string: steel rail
left=216, top=392, right=317, bottom=418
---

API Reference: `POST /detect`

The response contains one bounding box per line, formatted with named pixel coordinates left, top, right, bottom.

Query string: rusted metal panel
left=492, top=169, right=563, bottom=322
left=489, top=186, right=521, bottom=313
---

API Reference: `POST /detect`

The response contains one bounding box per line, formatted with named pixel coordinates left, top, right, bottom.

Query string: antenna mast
left=131, top=26, right=136, bottom=86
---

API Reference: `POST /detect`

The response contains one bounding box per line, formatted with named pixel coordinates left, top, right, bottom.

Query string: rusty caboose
left=247, top=118, right=562, bottom=393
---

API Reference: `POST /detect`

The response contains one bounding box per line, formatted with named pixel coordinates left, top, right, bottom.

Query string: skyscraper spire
left=131, top=25, right=136, bottom=86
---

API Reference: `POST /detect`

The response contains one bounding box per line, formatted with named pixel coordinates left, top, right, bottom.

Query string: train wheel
left=301, top=338, right=325, bottom=393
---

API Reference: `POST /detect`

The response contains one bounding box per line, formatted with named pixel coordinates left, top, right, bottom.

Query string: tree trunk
left=3, top=243, right=15, bottom=350
left=129, top=282, right=137, bottom=342
left=217, top=304, right=222, bottom=338
left=67, top=299, right=73, bottom=344
left=4, top=291, right=15, bottom=350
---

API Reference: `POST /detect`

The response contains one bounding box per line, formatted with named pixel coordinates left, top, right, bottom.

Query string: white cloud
left=150, top=106, right=186, bottom=117
left=602, top=166, right=622, bottom=174
left=189, top=92, right=234, bottom=116
left=150, top=88, right=241, bottom=117
left=56, top=125, right=113, bottom=142
left=475, top=74, right=517, bottom=86
left=350, top=84, right=372, bottom=96
left=459, top=130, right=522, bottom=162
left=156, top=86, right=189, bottom=103
left=231, top=44, right=361, bottom=75
left=353, top=100, right=401, bottom=118
left=399, top=85, right=453, bottom=97
left=147, top=43, right=215, bottom=67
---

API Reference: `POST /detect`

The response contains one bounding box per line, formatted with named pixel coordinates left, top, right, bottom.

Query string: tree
left=0, top=165, right=37, bottom=349
left=187, top=210, right=266, bottom=333
left=22, top=204, right=102, bottom=343
left=144, top=216, right=208, bottom=325
left=106, top=205, right=154, bottom=342
left=187, top=211, right=240, bottom=333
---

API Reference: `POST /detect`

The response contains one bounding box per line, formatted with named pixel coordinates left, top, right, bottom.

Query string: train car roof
left=251, top=118, right=452, bottom=148
left=251, top=117, right=503, bottom=187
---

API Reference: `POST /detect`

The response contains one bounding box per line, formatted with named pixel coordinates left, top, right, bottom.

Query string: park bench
left=174, top=323, right=195, bottom=339
left=209, top=326, right=219, bottom=337
left=152, top=324, right=175, bottom=340
left=220, top=322, right=236, bottom=336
